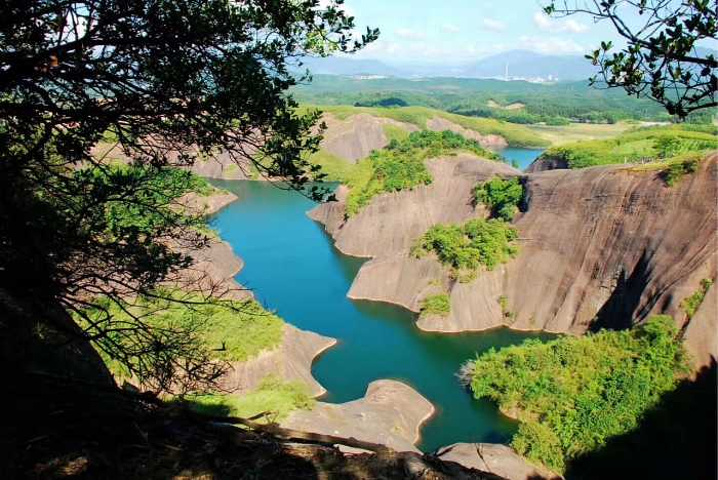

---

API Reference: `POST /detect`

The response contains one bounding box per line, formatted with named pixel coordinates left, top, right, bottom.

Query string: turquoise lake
left=211, top=179, right=552, bottom=452
left=493, top=147, right=545, bottom=171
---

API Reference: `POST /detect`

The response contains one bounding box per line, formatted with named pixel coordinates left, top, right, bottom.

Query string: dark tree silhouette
left=0, top=0, right=377, bottom=393
left=544, top=0, right=717, bottom=118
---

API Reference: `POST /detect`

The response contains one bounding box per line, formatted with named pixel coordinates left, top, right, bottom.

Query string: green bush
left=345, top=130, right=500, bottom=216
left=681, top=278, right=714, bottom=319
left=420, top=294, right=451, bottom=318
left=468, top=315, right=689, bottom=473
left=661, top=156, right=700, bottom=186
left=474, top=177, right=524, bottom=221
left=412, top=218, right=519, bottom=281
left=178, top=375, right=314, bottom=422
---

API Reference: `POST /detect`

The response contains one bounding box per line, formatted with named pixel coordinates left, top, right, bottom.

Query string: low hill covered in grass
left=304, top=104, right=550, bottom=148
left=534, top=124, right=717, bottom=170
left=336, top=130, right=503, bottom=216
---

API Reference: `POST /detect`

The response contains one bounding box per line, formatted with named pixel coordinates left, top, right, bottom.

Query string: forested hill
left=291, top=75, right=711, bottom=124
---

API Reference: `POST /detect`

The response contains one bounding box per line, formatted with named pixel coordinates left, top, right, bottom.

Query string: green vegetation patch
left=412, top=218, right=518, bottom=282
left=467, top=315, right=689, bottom=473
left=344, top=130, right=500, bottom=216
left=681, top=278, right=714, bottom=320
left=659, top=155, right=701, bottom=187
left=474, top=176, right=524, bottom=221
left=419, top=294, right=451, bottom=318
left=79, top=292, right=284, bottom=381
left=541, top=124, right=717, bottom=169
left=177, top=375, right=314, bottom=422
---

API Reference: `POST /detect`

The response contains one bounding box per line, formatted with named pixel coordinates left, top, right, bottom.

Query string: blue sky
left=339, top=0, right=716, bottom=64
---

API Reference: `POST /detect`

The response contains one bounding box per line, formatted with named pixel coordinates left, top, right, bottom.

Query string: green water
left=211, top=180, right=553, bottom=452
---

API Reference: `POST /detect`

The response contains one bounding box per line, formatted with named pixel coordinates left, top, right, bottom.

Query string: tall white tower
left=504, top=62, right=509, bottom=81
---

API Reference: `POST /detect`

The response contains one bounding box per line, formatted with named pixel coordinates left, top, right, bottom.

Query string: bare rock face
left=437, top=443, right=561, bottom=480
left=311, top=154, right=718, bottom=367
left=427, top=117, right=508, bottom=150
left=179, top=190, right=238, bottom=216
left=281, top=380, right=435, bottom=453
left=90, top=141, right=257, bottom=180
left=321, top=113, right=418, bottom=162
left=171, top=238, right=251, bottom=301
left=525, top=155, right=568, bottom=173
left=219, top=324, right=336, bottom=397
left=309, top=155, right=520, bottom=258
left=189, top=155, right=255, bottom=180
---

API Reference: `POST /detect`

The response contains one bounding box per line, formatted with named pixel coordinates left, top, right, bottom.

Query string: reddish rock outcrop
left=281, top=380, right=435, bottom=453
left=309, top=154, right=519, bottom=258
left=219, top=325, right=336, bottom=397
left=321, top=113, right=418, bottom=162
left=525, top=155, right=568, bottom=173
left=437, top=443, right=561, bottom=480
left=179, top=190, right=238, bottom=216
left=311, top=154, right=717, bottom=368
left=427, top=117, right=508, bottom=150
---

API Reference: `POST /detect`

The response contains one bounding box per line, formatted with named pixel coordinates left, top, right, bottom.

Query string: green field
left=540, top=124, right=717, bottom=169
left=292, top=75, right=691, bottom=124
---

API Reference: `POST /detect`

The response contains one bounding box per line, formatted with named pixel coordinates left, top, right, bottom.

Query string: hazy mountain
left=461, top=50, right=598, bottom=81
left=297, top=51, right=600, bottom=81
left=298, top=56, right=405, bottom=77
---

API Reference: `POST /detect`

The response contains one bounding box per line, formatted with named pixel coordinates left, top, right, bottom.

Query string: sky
left=338, top=0, right=717, bottom=65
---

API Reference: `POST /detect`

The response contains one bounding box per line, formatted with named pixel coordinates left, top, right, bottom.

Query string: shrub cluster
left=474, top=176, right=524, bottom=221
left=177, top=375, right=314, bottom=423
left=467, top=315, right=689, bottom=472
left=681, top=278, right=714, bottom=319
left=419, top=293, right=451, bottom=318
left=412, top=218, right=518, bottom=282
left=661, top=155, right=701, bottom=186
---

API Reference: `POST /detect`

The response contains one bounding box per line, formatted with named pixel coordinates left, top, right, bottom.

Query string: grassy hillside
left=178, top=375, right=315, bottom=423
left=540, top=124, right=717, bottom=169
left=78, top=292, right=285, bottom=382
left=341, top=130, right=502, bottom=216
left=305, top=104, right=551, bottom=148
left=527, top=122, right=635, bottom=145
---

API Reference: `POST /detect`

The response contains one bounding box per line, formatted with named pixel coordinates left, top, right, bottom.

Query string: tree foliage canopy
left=466, top=315, right=690, bottom=472
left=412, top=218, right=519, bottom=282
left=545, top=0, right=717, bottom=118
left=0, top=0, right=376, bottom=392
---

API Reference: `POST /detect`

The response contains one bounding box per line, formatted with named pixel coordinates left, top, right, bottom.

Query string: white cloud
left=517, top=35, right=587, bottom=54
left=480, top=18, right=506, bottom=32
left=533, top=11, right=588, bottom=34
left=394, top=28, right=426, bottom=41
left=441, top=23, right=461, bottom=34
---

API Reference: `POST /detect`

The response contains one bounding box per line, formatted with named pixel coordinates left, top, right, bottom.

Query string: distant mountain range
left=298, top=50, right=600, bottom=81
left=461, top=50, right=598, bottom=81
